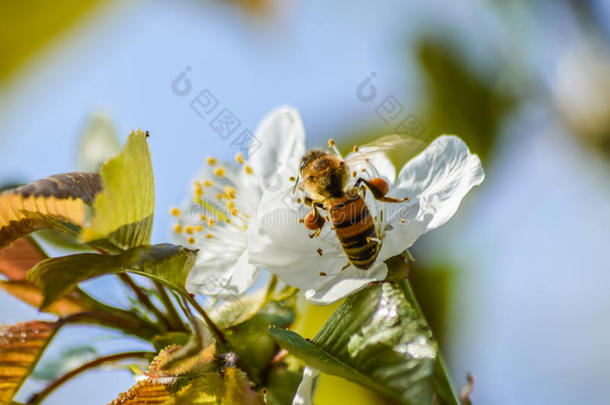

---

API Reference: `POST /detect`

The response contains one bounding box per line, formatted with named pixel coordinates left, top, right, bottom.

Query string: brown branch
left=26, top=351, right=154, bottom=405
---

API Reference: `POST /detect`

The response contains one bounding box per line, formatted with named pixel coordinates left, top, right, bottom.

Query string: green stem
left=74, top=286, right=160, bottom=332
left=119, top=273, right=172, bottom=330
left=184, top=293, right=227, bottom=345
left=91, top=246, right=172, bottom=330
left=434, top=354, right=459, bottom=405
left=400, top=277, right=459, bottom=405
left=59, top=311, right=160, bottom=340
left=264, top=275, right=279, bottom=303
left=26, top=351, right=154, bottom=405
left=154, top=280, right=185, bottom=331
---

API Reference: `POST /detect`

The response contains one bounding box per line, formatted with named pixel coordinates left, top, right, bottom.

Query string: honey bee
left=296, top=135, right=424, bottom=269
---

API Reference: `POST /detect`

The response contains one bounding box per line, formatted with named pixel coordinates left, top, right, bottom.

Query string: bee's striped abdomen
left=328, top=193, right=380, bottom=269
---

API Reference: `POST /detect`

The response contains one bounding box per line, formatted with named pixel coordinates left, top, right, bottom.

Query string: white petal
left=304, top=261, right=387, bottom=305
left=344, top=151, right=396, bottom=185
left=379, top=135, right=484, bottom=260
left=292, top=367, right=320, bottom=405
left=247, top=199, right=387, bottom=305
left=174, top=161, right=261, bottom=297
left=186, top=250, right=258, bottom=298
left=248, top=106, right=306, bottom=194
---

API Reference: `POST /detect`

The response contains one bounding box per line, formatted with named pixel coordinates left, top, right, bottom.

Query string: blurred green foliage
left=415, top=36, right=515, bottom=163
left=408, top=262, right=454, bottom=348
left=0, top=0, right=105, bottom=82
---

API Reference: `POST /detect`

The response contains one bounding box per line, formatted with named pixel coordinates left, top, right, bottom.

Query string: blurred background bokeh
left=1, top=0, right=609, bottom=403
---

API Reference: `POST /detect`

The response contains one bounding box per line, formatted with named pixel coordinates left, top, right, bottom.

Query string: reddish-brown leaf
left=0, top=237, right=47, bottom=280
left=0, top=172, right=102, bottom=249
left=0, top=321, right=57, bottom=403
left=108, top=380, right=171, bottom=405
left=0, top=280, right=89, bottom=317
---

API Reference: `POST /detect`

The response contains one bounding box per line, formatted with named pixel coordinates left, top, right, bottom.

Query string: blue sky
left=1, top=1, right=609, bottom=403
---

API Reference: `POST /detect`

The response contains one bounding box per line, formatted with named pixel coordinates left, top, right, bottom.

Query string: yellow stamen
left=203, top=180, right=214, bottom=187
left=235, top=153, right=245, bottom=164
left=224, top=185, right=236, bottom=199
left=187, top=236, right=195, bottom=244
left=400, top=219, right=406, bottom=223
left=200, top=214, right=207, bottom=221
left=289, top=176, right=295, bottom=182
left=195, top=187, right=204, bottom=197
left=353, top=145, right=359, bottom=153
left=206, top=233, right=213, bottom=239
left=216, top=193, right=223, bottom=200
left=244, top=165, right=253, bottom=175
left=227, top=201, right=235, bottom=210
left=170, top=207, right=181, bottom=217
left=207, top=157, right=217, bottom=166
left=231, top=208, right=239, bottom=216
left=208, top=218, right=216, bottom=228
left=352, top=170, right=357, bottom=178
left=195, top=225, right=204, bottom=232
left=328, top=139, right=335, bottom=147
left=185, top=226, right=194, bottom=235
left=214, top=167, right=225, bottom=177
left=173, top=224, right=182, bottom=233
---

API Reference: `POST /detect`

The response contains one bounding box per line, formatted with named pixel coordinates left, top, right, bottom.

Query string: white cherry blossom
left=247, top=122, right=484, bottom=305
left=172, top=106, right=305, bottom=297
left=173, top=106, right=484, bottom=306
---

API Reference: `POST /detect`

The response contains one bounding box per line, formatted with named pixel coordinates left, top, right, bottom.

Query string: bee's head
left=300, top=150, right=347, bottom=198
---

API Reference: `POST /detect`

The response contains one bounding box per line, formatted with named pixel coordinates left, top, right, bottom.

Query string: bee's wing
left=344, top=134, right=427, bottom=168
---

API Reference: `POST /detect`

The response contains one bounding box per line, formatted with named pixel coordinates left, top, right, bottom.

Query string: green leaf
left=263, top=365, right=303, bottom=405
left=166, top=367, right=265, bottom=405
left=0, top=173, right=102, bottom=249
left=80, top=130, right=154, bottom=250
left=224, top=301, right=294, bottom=384
left=0, top=321, right=57, bottom=403
left=151, top=332, right=190, bottom=352
left=27, top=243, right=197, bottom=310
left=227, top=315, right=279, bottom=385
left=152, top=318, right=215, bottom=377
left=269, top=282, right=453, bottom=405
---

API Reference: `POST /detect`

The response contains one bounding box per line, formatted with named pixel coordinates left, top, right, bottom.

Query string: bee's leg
left=340, top=262, right=351, bottom=271
left=356, top=177, right=409, bottom=203
left=355, top=185, right=366, bottom=199
left=304, top=196, right=325, bottom=208
left=303, top=196, right=314, bottom=206
left=304, top=205, right=326, bottom=238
